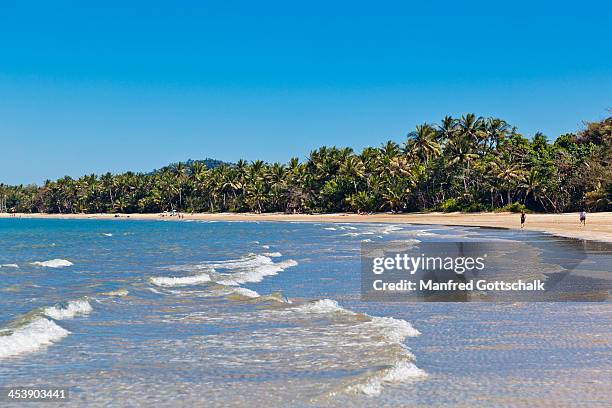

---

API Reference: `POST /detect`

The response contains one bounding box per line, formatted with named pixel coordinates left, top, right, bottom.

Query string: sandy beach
left=2, top=211, right=611, bottom=243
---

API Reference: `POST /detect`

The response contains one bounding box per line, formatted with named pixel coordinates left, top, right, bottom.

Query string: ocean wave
left=44, top=299, right=93, bottom=320
left=337, top=224, right=405, bottom=238
left=207, top=254, right=274, bottom=269
left=156, top=253, right=297, bottom=304
left=150, top=272, right=212, bottom=287
left=215, top=259, right=298, bottom=285
left=0, top=318, right=70, bottom=359
left=361, top=316, right=421, bottom=341
left=30, top=259, right=73, bottom=268
left=102, top=289, right=129, bottom=297
left=324, top=225, right=359, bottom=231
left=342, top=232, right=375, bottom=237
left=288, top=298, right=425, bottom=397
left=0, top=263, right=19, bottom=268
left=347, top=360, right=427, bottom=396
left=292, top=300, right=420, bottom=339
left=227, top=287, right=261, bottom=298
left=148, top=287, right=164, bottom=294
left=292, top=299, right=357, bottom=315
left=102, top=233, right=113, bottom=237
left=381, top=225, right=403, bottom=234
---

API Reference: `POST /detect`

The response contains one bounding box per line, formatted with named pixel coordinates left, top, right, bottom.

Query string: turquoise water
left=0, top=219, right=610, bottom=407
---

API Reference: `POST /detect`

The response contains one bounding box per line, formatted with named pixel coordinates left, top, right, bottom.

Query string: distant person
left=580, top=210, right=587, bottom=226
left=520, top=211, right=526, bottom=229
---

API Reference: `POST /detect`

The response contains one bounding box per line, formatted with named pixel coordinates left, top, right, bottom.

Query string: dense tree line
left=1, top=114, right=610, bottom=214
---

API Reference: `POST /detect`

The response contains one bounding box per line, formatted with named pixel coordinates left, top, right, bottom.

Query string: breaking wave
left=150, top=272, right=212, bottom=287
left=102, top=289, right=129, bottom=297
left=289, top=298, right=425, bottom=397
left=226, top=287, right=261, bottom=298
left=0, top=318, right=70, bottom=359
left=292, top=299, right=357, bottom=315
left=215, top=258, right=298, bottom=285
left=44, top=299, right=93, bottom=320
left=166, top=254, right=298, bottom=286
left=362, top=316, right=421, bottom=341
left=31, top=259, right=73, bottom=268
left=347, top=360, right=428, bottom=396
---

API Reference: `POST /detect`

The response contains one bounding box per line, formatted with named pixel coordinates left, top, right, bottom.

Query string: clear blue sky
left=1, top=0, right=611, bottom=185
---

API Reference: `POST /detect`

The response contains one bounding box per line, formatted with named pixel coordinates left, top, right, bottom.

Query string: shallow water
left=0, top=219, right=610, bottom=407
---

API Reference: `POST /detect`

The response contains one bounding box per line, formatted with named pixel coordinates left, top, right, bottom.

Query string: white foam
left=230, top=287, right=261, bottom=298
left=215, top=279, right=240, bottom=286
left=350, top=361, right=427, bottom=396
left=362, top=316, right=421, bottom=341
left=148, top=287, right=164, bottom=294
left=163, top=253, right=298, bottom=288
left=31, top=259, right=73, bottom=268
left=213, top=256, right=298, bottom=285
left=102, top=233, right=113, bottom=237
left=324, top=227, right=337, bottom=231
left=261, top=245, right=270, bottom=249
left=44, top=299, right=93, bottom=320
left=1, top=264, right=19, bottom=268
left=342, top=232, right=375, bottom=237
left=0, top=318, right=70, bottom=359
left=208, top=254, right=273, bottom=269
left=103, top=289, right=129, bottom=297
left=381, top=226, right=403, bottom=235
left=150, top=272, right=212, bottom=287
left=293, top=299, right=357, bottom=315
left=382, top=360, right=427, bottom=382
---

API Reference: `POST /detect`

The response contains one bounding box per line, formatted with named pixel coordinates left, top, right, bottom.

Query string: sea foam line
left=347, top=360, right=428, bottom=396
left=292, top=299, right=357, bottom=315
left=291, top=298, right=425, bottom=397
left=150, top=272, right=212, bottom=287
left=215, top=258, right=298, bottom=285
left=44, top=299, right=93, bottom=320
left=0, top=318, right=70, bottom=359
left=30, top=259, right=73, bottom=268
left=166, top=253, right=298, bottom=286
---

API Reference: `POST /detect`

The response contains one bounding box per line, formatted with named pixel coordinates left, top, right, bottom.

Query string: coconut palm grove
left=1, top=114, right=610, bottom=214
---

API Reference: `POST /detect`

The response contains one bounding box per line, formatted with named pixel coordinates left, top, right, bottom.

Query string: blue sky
left=1, top=0, right=611, bottom=185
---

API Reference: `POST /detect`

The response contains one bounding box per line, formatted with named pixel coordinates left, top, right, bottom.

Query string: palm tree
left=100, top=172, right=115, bottom=211
left=446, top=137, right=479, bottom=194
left=7, top=114, right=608, bottom=215
left=458, top=113, right=486, bottom=146
left=485, top=118, right=510, bottom=151
left=437, top=115, right=457, bottom=144
left=406, top=123, right=441, bottom=163
left=489, top=159, right=526, bottom=205
left=339, top=156, right=365, bottom=192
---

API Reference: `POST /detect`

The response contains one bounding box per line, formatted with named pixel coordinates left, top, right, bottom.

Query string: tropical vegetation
left=1, top=114, right=610, bottom=214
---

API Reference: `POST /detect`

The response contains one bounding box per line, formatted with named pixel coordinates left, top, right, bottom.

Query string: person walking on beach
left=520, top=211, right=526, bottom=229
left=580, top=210, right=587, bottom=226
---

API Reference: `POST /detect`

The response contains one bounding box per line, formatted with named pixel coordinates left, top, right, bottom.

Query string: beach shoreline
left=2, top=211, right=611, bottom=243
